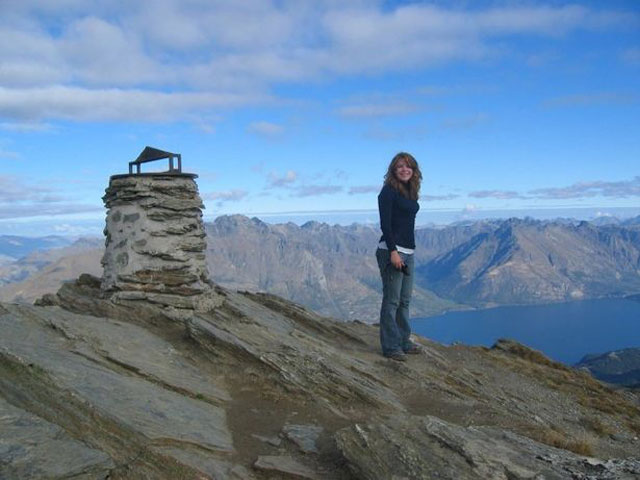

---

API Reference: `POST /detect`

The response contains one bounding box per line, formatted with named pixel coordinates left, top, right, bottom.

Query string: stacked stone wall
left=101, top=174, right=209, bottom=298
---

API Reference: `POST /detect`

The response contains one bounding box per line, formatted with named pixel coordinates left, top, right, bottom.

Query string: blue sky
left=0, top=0, right=639, bottom=235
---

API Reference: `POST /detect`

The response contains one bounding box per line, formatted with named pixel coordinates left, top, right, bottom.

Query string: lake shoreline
left=411, top=297, right=640, bottom=365
left=422, top=293, right=640, bottom=320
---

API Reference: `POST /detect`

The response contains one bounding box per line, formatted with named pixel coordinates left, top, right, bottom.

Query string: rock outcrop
left=336, top=415, right=640, bottom=480
left=2, top=276, right=639, bottom=479
left=576, top=347, right=640, bottom=388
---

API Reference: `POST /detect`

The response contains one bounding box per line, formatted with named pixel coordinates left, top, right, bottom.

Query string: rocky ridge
left=576, top=348, right=640, bottom=388
left=205, top=215, right=460, bottom=320
left=422, top=218, right=640, bottom=306
left=0, top=238, right=103, bottom=303
left=2, top=275, right=639, bottom=479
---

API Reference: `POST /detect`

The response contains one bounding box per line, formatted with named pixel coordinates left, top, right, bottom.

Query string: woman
left=376, top=152, right=423, bottom=361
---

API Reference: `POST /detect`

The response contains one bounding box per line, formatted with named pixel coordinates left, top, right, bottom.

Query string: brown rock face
left=101, top=173, right=210, bottom=302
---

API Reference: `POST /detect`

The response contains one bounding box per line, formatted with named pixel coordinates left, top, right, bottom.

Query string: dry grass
left=580, top=416, right=615, bottom=437
left=487, top=338, right=640, bottom=457
left=567, top=435, right=596, bottom=456
left=491, top=339, right=568, bottom=371
left=490, top=341, right=640, bottom=420
left=525, top=426, right=595, bottom=456
left=627, top=419, right=640, bottom=435
left=443, top=374, right=481, bottom=398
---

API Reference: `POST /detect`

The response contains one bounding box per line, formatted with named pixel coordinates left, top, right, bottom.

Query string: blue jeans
left=376, top=248, right=414, bottom=355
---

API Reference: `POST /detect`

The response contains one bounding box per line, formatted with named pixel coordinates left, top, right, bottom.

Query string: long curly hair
left=383, top=152, right=422, bottom=200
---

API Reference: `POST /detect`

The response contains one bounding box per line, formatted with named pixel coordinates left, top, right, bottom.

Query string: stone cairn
left=101, top=147, right=212, bottom=309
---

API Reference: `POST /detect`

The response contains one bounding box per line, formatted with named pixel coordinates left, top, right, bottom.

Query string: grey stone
left=39, top=305, right=230, bottom=404
left=152, top=446, right=258, bottom=480
left=184, top=294, right=405, bottom=412
left=115, top=251, right=128, bottom=266
left=283, top=424, right=323, bottom=453
left=0, top=397, right=114, bottom=480
left=101, top=174, right=210, bottom=300
left=336, top=414, right=640, bottom=480
left=0, top=306, right=233, bottom=453
left=251, top=433, right=282, bottom=447
left=253, top=455, right=320, bottom=479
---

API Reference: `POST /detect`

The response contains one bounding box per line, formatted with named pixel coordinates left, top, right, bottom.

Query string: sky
left=0, top=0, right=639, bottom=236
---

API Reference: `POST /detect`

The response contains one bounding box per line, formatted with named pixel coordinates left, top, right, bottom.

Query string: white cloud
left=441, top=113, right=489, bottom=130
left=59, top=16, right=161, bottom=87
left=0, top=203, right=101, bottom=220
left=0, top=122, right=54, bottom=132
left=529, top=177, right=640, bottom=199
left=0, top=176, right=58, bottom=202
left=544, top=92, right=637, bottom=108
left=293, top=185, right=342, bottom=197
left=0, top=149, right=20, bottom=160
left=0, top=61, right=66, bottom=88
left=462, top=204, right=479, bottom=213
left=195, top=122, right=216, bottom=134
left=595, top=211, right=614, bottom=218
left=415, top=85, right=453, bottom=96
left=51, top=223, right=102, bottom=235
left=204, top=189, right=248, bottom=202
left=469, top=190, right=523, bottom=200
left=471, top=5, right=589, bottom=34
left=465, top=177, right=640, bottom=202
left=621, top=47, right=640, bottom=66
left=0, top=86, right=267, bottom=122
left=338, top=102, right=419, bottom=118
left=131, top=0, right=298, bottom=52
left=0, top=174, right=101, bottom=219
left=320, top=4, right=608, bottom=74
left=0, top=2, right=635, bottom=123
left=0, top=24, right=65, bottom=87
left=268, top=170, right=298, bottom=187
left=421, top=194, right=460, bottom=201
left=363, top=123, right=429, bottom=141
left=348, top=185, right=379, bottom=195
left=203, top=189, right=249, bottom=208
left=247, top=121, right=285, bottom=137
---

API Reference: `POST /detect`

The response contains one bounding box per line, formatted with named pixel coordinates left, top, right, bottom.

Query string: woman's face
left=394, top=160, right=413, bottom=183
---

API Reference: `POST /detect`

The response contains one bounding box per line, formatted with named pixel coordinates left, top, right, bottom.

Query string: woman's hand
left=390, top=250, right=405, bottom=270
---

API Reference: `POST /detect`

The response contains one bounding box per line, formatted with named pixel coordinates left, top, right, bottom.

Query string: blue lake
left=410, top=298, right=640, bottom=365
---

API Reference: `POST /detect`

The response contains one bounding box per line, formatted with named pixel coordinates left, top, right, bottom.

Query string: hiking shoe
left=404, top=343, right=423, bottom=354
left=384, top=351, right=407, bottom=362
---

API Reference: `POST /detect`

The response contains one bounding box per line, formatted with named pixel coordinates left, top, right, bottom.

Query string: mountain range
left=422, top=218, right=640, bottom=306
left=0, top=238, right=103, bottom=302
left=0, top=235, right=73, bottom=264
left=1, top=216, right=639, bottom=321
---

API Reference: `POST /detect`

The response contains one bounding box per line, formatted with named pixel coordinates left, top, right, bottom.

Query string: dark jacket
left=378, top=184, right=420, bottom=251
